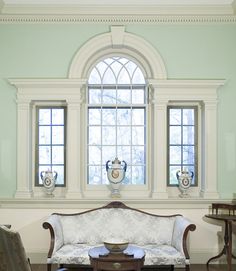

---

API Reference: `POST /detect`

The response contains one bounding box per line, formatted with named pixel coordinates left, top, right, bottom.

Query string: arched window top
left=88, top=57, right=145, bottom=85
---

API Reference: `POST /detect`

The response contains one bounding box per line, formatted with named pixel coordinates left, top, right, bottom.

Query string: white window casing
left=8, top=26, right=225, bottom=200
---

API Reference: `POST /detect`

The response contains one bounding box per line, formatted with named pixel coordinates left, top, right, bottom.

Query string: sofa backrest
left=57, top=202, right=180, bottom=246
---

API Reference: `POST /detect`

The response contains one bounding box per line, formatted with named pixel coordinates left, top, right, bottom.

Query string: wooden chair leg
left=185, top=264, right=190, bottom=271
left=47, top=264, right=52, bottom=271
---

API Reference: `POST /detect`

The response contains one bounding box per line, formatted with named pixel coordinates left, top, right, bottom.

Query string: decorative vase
left=176, top=169, right=194, bottom=198
left=40, top=170, right=58, bottom=196
left=106, top=157, right=127, bottom=198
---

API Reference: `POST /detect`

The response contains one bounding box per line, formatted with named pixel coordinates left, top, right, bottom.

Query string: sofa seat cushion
left=139, top=244, right=186, bottom=266
left=47, top=244, right=185, bottom=266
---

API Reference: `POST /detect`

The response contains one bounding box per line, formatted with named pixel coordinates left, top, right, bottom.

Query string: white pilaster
left=15, top=98, right=33, bottom=198
left=151, top=85, right=169, bottom=199
left=200, top=100, right=219, bottom=199
left=65, top=95, right=83, bottom=199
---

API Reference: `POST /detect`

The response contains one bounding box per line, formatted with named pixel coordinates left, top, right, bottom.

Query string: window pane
left=169, top=146, right=181, bottom=164
left=89, top=108, right=101, bottom=125
left=183, top=126, right=194, bottom=145
left=132, top=109, right=144, bottom=125
left=88, top=68, right=102, bottom=84
left=102, top=108, right=116, bottom=125
left=132, top=166, right=145, bottom=184
left=103, top=67, right=116, bottom=84
left=117, top=67, right=131, bottom=84
left=52, top=146, right=64, bottom=164
left=39, top=146, right=51, bottom=164
left=39, top=126, right=51, bottom=145
left=169, top=126, right=181, bottom=145
left=52, top=126, right=64, bottom=144
left=88, top=166, right=101, bottom=184
left=102, top=167, right=109, bottom=184
left=132, top=89, right=144, bottom=104
left=52, top=109, right=64, bottom=125
left=169, top=109, right=181, bottom=125
left=132, top=67, right=145, bottom=84
left=89, top=89, right=101, bottom=104
left=183, top=146, right=195, bottom=164
left=102, top=126, right=116, bottom=145
left=89, top=127, right=101, bottom=145
left=132, top=146, right=145, bottom=165
left=117, top=108, right=131, bottom=125
left=117, top=127, right=131, bottom=145
left=183, top=109, right=194, bottom=125
left=39, top=109, right=51, bottom=125
left=52, top=166, right=64, bottom=185
left=132, top=127, right=144, bottom=145
left=89, top=146, right=101, bottom=165
left=102, top=89, right=116, bottom=104
left=169, top=166, right=180, bottom=185
left=117, top=89, right=131, bottom=104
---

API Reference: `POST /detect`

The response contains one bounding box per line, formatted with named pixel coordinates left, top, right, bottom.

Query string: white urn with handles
left=176, top=169, right=194, bottom=198
left=106, top=157, right=127, bottom=198
left=40, top=170, right=58, bottom=197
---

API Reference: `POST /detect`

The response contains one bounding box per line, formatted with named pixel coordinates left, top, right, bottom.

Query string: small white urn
left=40, top=170, right=58, bottom=196
left=106, top=157, right=127, bottom=198
left=176, top=169, right=194, bottom=198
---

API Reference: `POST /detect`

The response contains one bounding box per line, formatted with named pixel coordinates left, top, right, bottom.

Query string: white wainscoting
left=1, top=198, right=235, bottom=264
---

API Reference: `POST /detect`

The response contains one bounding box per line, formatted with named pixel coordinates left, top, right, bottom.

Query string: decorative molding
left=0, top=197, right=232, bottom=209
left=0, top=14, right=236, bottom=24
left=69, top=26, right=167, bottom=79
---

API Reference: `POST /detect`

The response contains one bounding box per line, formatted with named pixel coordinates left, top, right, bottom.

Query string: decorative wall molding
left=0, top=14, right=236, bottom=24
left=0, top=197, right=232, bottom=210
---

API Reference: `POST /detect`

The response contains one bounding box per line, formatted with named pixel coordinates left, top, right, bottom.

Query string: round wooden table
left=205, top=214, right=236, bottom=271
left=89, top=245, right=145, bottom=271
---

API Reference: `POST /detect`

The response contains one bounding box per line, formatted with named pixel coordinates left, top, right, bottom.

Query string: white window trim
left=8, top=26, right=225, bottom=199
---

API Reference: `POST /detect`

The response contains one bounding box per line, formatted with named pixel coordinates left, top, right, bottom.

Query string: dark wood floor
left=31, top=265, right=235, bottom=271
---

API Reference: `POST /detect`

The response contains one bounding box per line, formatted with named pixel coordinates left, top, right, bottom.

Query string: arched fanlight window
left=87, top=56, right=147, bottom=185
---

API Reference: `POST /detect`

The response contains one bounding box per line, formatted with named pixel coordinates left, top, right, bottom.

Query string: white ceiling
left=0, top=0, right=235, bottom=15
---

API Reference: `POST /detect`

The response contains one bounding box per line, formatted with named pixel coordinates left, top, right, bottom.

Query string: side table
left=205, top=214, right=236, bottom=271
left=89, top=245, right=145, bottom=271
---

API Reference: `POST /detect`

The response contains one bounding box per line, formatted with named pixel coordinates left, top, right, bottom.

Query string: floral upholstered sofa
left=43, top=201, right=196, bottom=271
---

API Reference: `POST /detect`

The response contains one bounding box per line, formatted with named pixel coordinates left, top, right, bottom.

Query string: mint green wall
left=0, top=23, right=235, bottom=198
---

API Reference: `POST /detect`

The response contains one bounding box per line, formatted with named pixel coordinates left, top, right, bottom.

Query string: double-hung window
left=35, top=106, right=66, bottom=186
left=87, top=56, right=147, bottom=185
left=167, top=106, right=198, bottom=186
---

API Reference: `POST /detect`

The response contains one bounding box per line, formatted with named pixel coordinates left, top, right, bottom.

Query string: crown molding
left=1, top=4, right=235, bottom=15
left=0, top=14, right=236, bottom=24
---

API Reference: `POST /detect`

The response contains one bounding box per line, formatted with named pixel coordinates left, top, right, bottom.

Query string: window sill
left=0, top=197, right=233, bottom=210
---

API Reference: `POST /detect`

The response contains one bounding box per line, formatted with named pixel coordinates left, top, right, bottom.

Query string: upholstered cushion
left=48, top=244, right=186, bottom=266
left=60, top=209, right=176, bottom=246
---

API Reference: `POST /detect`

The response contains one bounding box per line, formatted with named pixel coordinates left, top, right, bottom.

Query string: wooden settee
left=43, top=201, right=196, bottom=271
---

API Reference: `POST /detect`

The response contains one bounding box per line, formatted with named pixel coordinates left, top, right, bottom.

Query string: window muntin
left=167, top=106, right=198, bottom=186
left=87, top=56, right=147, bottom=185
left=35, top=106, right=66, bottom=186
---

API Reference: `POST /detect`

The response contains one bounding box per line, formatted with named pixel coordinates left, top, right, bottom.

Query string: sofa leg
left=170, top=265, right=174, bottom=271
left=47, top=264, right=52, bottom=271
left=185, top=264, right=190, bottom=271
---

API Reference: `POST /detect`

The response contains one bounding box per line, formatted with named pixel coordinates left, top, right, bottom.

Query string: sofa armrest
left=43, top=215, right=64, bottom=258
left=171, top=216, right=196, bottom=259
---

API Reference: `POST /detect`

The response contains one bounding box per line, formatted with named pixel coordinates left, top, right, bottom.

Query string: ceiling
left=0, top=0, right=236, bottom=15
